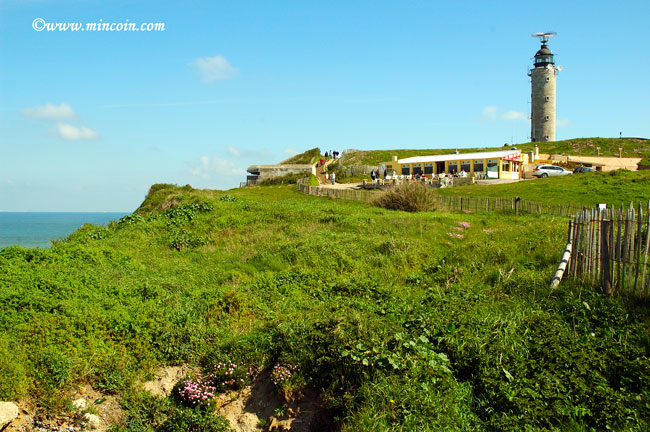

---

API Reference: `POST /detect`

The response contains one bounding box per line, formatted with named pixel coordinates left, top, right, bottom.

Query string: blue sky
left=1, top=0, right=649, bottom=211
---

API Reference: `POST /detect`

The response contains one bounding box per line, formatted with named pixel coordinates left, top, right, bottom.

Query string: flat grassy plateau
left=1, top=182, right=649, bottom=431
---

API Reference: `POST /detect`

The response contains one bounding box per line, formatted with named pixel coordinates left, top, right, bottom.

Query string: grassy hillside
left=280, top=147, right=321, bottom=165
left=518, top=137, right=649, bottom=158
left=341, top=137, right=649, bottom=166
left=1, top=184, right=649, bottom=430
left=437, top=169, right=650, bottom=208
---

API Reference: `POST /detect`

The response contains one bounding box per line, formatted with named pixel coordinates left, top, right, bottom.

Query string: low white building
left=384, top=149, right=527, bottom=180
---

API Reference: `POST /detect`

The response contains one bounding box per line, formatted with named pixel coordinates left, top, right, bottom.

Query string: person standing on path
left=331, top=172, right=336, bottom=185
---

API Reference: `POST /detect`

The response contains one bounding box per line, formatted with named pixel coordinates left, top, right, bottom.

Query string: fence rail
left=565, top=202, right=650, bottom=298
left=297, top=179, right=376, bottom=203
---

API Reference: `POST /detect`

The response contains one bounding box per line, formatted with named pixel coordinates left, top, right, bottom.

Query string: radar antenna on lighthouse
left=531, top=32, right=557, bottom=44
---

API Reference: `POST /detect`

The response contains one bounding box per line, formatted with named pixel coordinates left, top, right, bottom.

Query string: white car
left=533, top=165, right=572, bottom=178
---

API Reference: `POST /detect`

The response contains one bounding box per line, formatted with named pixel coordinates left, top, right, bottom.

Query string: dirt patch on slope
left=216, top=370, right=327, bottom=432
left=141, top=366, right=189, bottom=398
left=4, top=385, right=123, bottom=432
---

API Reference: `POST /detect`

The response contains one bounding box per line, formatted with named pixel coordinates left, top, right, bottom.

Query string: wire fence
left=564, top=203, right=650, bottom=298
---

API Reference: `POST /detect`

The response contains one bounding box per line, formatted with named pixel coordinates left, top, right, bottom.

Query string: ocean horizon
left=0, top=212, right=129, bottom=249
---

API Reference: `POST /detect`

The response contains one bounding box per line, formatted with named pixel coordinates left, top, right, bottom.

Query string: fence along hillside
left=564, top=202, right=650, bottom=299
left=297, top=178, right=584, bottom=216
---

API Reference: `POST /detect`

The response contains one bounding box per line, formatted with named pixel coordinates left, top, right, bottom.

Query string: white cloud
left=55, top=123, right=99, bottom=141
left=190, top=156, right=246, bottom=180
left=557, top=117, right=572, bottom=127
left=225, top=146, right=273, bottom=160
left=482, top=106, right=527, bottom=121
left=502, top=110, right=526, bottom=121
left=283, top=148, right=298, bottom=157
left=226, top=145, right=242, bottom=157
left=193, top=55, right=238, bottom=83
left=23, top=103, right=76, bottom=119
left=482, top=106, right=498, bottom=120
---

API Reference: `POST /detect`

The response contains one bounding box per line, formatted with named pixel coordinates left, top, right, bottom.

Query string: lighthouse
left=529, top=32, right=559, bottom=142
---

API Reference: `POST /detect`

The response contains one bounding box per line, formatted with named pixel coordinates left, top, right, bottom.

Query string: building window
left=545, top=115, right=550, bottom=121
left=546, top=77, right=550, bottom=82
left=424, top=163, right=433, bottom=174
left=545, top=96, right=550, bottom=102
left=386, top=165, right=393, bottom=175
left=448, top=161, right=458, bottom=174
left=503, top=162, right=510, bottom=172
left=473, top=160, right=484, bottom=172
left=460, top=161, right=471, bottom=173
left=412, top=163, right=422, bottom=175
left=545, top=135, right=549, bottom=140
left=402, top=165, right=410, bottom=175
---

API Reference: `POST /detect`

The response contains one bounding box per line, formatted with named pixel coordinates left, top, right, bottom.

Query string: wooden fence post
left=515, top=196, right=520, bottom=216
left=601, top=216, right=612, bottom=294
left=634, top=203, right=643, bottom=294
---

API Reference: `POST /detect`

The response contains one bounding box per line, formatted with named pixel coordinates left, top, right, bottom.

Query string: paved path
left=318, top=181, right=363, bottom=190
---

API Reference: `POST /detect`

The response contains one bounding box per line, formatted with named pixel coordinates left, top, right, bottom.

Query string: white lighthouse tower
left=529, top=32, right=560, bottom=142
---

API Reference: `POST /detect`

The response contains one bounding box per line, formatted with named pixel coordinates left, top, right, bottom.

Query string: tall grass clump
left=373, top=183, right=437, bottom=212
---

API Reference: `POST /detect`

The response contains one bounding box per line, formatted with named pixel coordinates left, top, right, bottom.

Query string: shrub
left=0, top=337, right=27, bottom=400
left=168, top=230, right=208, bottom=251
left=118, top=214, right=145, bottom=226
left=207, top=360, right=254, bottom=392
left=174, top=374, right=217, bottom=409
left=373, top=183, right=437, bottom=212
left=158, top=406, right=231, bottom=432
left=271, top=363, right=305, bottom=402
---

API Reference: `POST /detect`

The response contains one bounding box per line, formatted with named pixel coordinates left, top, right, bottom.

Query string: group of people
left=370, top=168, right=385, bottom=182
left=319, top=150, right=340, bottom=168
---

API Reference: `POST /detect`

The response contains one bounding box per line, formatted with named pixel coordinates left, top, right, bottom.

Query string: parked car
left=533, top=164, right=572, bottom=178
left=573, top=166, right=597, bottom=174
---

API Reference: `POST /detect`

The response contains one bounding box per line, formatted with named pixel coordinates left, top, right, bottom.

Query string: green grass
left=518, top=137, right=650, bottom=158
left=436, top=169, right=650, bottom=207
left=341, top=137, right=650, bottom=166
left=280, top=147, right=321, bottom=165
left=1, top=184, right=649, bottom=431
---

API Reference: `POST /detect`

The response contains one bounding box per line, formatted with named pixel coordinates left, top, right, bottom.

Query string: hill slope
left=1, top=184, right=649, bottom=430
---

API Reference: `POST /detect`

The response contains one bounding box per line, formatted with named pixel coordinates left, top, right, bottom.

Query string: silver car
left=533, top=164, right=572, bottom=178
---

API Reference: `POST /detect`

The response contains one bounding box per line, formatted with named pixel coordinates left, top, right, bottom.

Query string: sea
left=0, top=212, right=129, bottom=249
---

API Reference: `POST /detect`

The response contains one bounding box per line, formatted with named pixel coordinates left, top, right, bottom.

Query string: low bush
left=373, top=183, right=437, bottom=212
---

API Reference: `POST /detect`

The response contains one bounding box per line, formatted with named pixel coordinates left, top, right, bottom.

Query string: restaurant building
left=384, top=149, right=527, bottom=180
